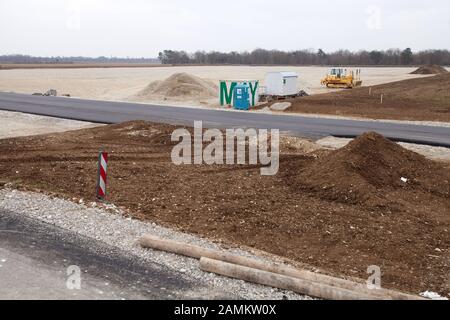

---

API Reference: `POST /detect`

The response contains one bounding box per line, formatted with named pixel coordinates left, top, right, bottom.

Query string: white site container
left=264, top=72, right=299, bottom=96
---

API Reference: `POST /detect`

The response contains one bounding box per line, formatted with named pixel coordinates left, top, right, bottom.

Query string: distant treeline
left=158, top=48, right=450, bottom=66
left=3, top=49, right=449, bottom=66
left=0, top=55, right=159, bottom=64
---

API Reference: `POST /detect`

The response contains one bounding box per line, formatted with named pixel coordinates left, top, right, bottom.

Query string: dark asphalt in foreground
left=0, top=209, right=234, bottom=300
left=0, top=92, right=449, bottom=147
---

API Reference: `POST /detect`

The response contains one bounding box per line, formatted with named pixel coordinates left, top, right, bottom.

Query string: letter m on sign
left=220, top=81, right=237, bottom=106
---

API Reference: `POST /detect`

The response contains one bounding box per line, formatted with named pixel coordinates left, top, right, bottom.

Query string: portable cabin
left=264, top=72, right=299, bottom=96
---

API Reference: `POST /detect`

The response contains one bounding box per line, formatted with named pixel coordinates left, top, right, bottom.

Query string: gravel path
left=0, top=110, right=101, bottom=139
left=0, top=188, right=312, bottom=300
left=256, top=108, right=450, bottom=128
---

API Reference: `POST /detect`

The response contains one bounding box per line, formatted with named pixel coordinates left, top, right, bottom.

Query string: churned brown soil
left=0, top=121, right=449, bottom=296
left=295, top=132, right=449, bottom=208
left=284, top=74, right=450, bottom=122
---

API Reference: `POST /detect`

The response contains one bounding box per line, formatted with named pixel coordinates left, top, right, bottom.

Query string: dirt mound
left=295, top=132, right=450, bottom=207
left=135, top=73, right=218, bottom=101
left=410, top=65, right=448, bottom=75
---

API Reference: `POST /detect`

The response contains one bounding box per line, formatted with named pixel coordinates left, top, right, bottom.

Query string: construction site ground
left=0, top=66, right=437, bottom=106
left=1, top=66, right=449, bottom=124
left=0, top=121, right=448, bottom=297
left=283, top=73, right=450, bottom=122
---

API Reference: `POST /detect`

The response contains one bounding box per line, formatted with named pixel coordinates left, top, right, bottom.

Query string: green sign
left=219, top=80, right=259, bottom=106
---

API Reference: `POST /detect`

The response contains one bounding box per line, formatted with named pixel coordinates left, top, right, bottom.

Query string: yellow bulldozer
left=321, top=68, right=362, bottom=89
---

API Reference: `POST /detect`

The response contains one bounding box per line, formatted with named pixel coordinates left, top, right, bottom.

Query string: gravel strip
left=0, top=110, right=102, bottom=139
left=254, top=109, right=450, bottom=128
left=0, top=188, right=312, bottom=300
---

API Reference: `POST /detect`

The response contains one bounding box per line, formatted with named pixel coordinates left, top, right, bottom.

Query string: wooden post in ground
left=200, top=257, right=378, bottom=300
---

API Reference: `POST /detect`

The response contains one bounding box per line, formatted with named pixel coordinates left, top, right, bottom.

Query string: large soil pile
left=295, top=132, right=450, bottom=208
left=134, top=73, right=218, bottom=102
left=411, top=65, right=449, bottom=75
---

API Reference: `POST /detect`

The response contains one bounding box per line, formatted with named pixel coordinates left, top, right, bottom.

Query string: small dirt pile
left=135, top=73, right=218, bottom=101
left=410, top=65, right=448, bottom=75
left=295, top=132, right=450, bottom=207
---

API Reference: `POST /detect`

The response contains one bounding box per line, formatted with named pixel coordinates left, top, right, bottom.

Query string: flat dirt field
left=0, top=66, right=433, bottom=106
left=0, top=121, right=448, bottom=296
left=283, top=73, right=450, bottom=122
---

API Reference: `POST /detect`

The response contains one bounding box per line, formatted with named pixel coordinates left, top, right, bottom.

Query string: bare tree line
left=158, top=48, right=450, bottom=66
left=2, top=49, right=449, bottom=66
left=0, top=55, right=159, bottom=64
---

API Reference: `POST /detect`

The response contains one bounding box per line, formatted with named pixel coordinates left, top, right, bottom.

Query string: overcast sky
left=0, top=0, right=449, bottom=57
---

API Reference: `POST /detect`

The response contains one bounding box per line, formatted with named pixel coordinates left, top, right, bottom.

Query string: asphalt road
left=0, top=209, right=234, bottom=300
left=0, top=92, right=449, bottom=147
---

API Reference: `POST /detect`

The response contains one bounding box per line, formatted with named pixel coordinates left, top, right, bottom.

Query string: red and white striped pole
left=96, top=150, right=108, bottom=200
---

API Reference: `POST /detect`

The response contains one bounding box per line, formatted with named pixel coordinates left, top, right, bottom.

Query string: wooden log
left=139, top=234, right=423, bottom=300
left=200, top=257, right=378, bottom=300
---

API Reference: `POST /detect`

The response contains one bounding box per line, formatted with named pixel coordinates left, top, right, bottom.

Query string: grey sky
left=0, top=0, right=449, bottom=57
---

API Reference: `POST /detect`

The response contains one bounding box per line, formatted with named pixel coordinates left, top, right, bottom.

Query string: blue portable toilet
left=233, top=83, right=250, bottom=110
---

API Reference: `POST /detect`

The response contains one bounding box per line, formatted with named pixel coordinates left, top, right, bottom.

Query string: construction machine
left=321, top=68, right=362, bottom=89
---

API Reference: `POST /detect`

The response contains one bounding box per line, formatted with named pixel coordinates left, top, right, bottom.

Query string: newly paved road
left=1, top=92, right=449, bottom=147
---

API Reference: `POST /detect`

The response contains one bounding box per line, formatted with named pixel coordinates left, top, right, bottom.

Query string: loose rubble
left=0, top=188, right=312, bottom=300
